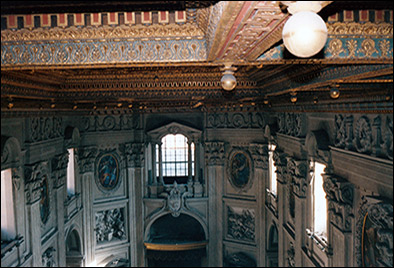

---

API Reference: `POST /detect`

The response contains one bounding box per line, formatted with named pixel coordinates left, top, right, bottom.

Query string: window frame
left=156, top=133, right=195, bottom=185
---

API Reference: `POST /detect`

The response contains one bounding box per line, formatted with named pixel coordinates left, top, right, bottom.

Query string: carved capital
left=24, top=161, right=49, bottom=204
left=120, top=142, right=144, bottom=168
left=323, top=174, right=354, bottom=232
left=250, top=143, right=268, bottom=169
left=273, top=149, right=287, bottom=183
left=51, top=152, right=69, bottom=188
left=77, top=146, right=98, bottom=173
left=287, top=157, right=308, bottom=198
left=205, top=141, right=226, bottom=166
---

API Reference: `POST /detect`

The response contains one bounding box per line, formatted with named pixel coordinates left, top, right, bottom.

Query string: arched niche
left=1, top=136, right=22, bottom=169
left=145, top=212, right=207, bottom=244
left=64, top=126, right=80, bottom=149
left=305, top=130, right=330, bottom=159
left=65, top=228, right=84, bottom=267
left=266, top=223, right=279, bottom=267
left=144, top=212, right=208, bottom=267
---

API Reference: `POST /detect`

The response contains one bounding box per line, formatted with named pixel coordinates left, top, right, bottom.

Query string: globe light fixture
left=290, top=92, right=298, bottom=103
left=221, top=64, right=237, bottom=91
left=282, top=1, right=328, bottom=58
left=330, top=84, right=340, bottom=99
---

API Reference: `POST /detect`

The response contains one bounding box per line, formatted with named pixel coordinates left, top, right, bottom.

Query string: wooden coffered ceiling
left=1, top=1, right=393, bottom=115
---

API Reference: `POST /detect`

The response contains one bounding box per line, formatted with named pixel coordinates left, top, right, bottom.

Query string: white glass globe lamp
left=282, top=11, right=328, bottom=58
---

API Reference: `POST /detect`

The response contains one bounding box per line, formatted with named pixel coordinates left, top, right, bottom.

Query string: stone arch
left=1, top=136, right=22, bottom=169
left=266, top=222, right=279, bottom=267
left=305, top=130, right=330, bottom=159
left=65, top=226, right=84, bottom=267
left=64, top=126, right=81, bottom=148
left=144, top=211, right=208, bottom=243
left=267, top=222, right=278, bottom=251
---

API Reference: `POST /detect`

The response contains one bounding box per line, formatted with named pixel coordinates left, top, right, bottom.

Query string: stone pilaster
left=122, top=142, right=145, bottom=267
left=205, top=141, right=226, bottom=267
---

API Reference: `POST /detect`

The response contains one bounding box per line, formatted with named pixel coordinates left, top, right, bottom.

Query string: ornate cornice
left=1, top=24, right=205, bottom=42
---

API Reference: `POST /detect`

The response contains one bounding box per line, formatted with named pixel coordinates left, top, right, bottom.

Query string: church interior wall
left=1, top=109, right=393, bottom=267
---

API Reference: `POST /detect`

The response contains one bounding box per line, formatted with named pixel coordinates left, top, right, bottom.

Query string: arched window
left=156, top=134, right=195, bottom=184
left=268, top=143, right=277, bottom=196
left=1, top=168, right=16, bottom=242
left=67, top=148, right=75, bottom=197
left=310, top=161, right=327, bottom=241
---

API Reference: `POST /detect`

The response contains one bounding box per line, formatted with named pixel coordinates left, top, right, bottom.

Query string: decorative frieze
left=206, top=112, right=265, bottom=129
left=80, top=115, right=138, bottom=133
left=27, top=117, right=63, bottom=143
left=95, top=208, right=126, bottom=243
left=205, top=141, right=226, bottom=166
left=277, top=113, right=307, bottom=138
left=335, top=114, right=393, bottom=160
left=227, top=206, right=255, bottom=243
left=323, top=174, right=354, bottom=232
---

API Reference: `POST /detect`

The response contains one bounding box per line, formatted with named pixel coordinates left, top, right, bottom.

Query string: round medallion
left=228, top=151, right=251, bottom=189
left=97, top=154, right=119, bottom=191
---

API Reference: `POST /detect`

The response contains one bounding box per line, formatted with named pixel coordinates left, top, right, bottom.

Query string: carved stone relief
left=277, top=113, right=307, bottom=138
left=77, top=146, right=98, bottom=173
left=287, top=242, right=295, bottom=267
left=355, top=196, right=393, bottom=267
left=227, top=206, right=255, bottom=243
left=42, top=247, right=56, bottom=267
left=249, top=143, right=268, bottom=170
left=81, top=114, right=138, bottom=132
left=24, top=161, right=50, bottom=205
left=205, top=141, right=226, bottom=166
left=335, top=114, right=393, bottom=160
left=323, top=174, right=354, bottom=232
left=27, top=117, right=63, bottom=143
left=206, top=112, right=265, bottom=129
left=286, top=156, right=308, bottom=198
left=95, top=208, right=126, bottom=243
left=51, top=152, right=69, bottom=188
left=120, top=142, right=144, bottom=168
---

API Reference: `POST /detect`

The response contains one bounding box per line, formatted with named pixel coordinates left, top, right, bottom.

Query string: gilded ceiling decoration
left=1, top=1, right=393, bottom=114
